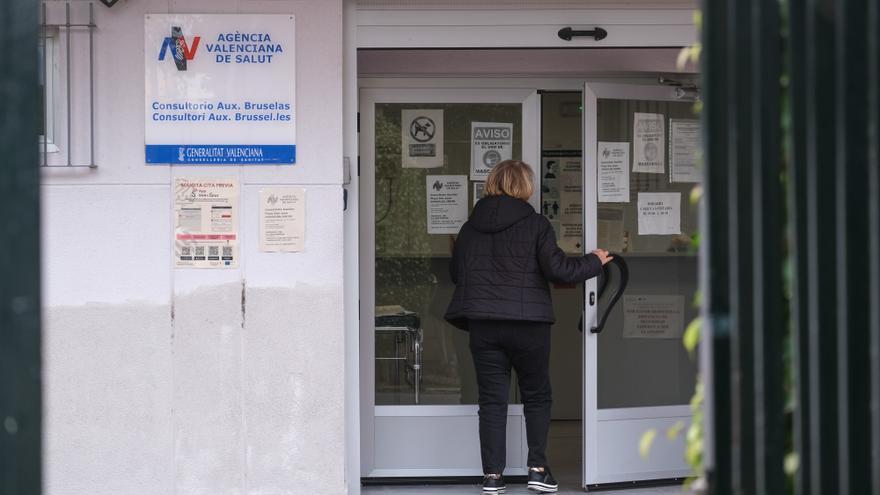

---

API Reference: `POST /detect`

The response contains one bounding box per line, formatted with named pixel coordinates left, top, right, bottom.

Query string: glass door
left=359, top=87, right=540, bottom=478
left=582, top=82, right=700, bottom=487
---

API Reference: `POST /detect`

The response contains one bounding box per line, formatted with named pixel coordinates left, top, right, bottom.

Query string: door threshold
left=585, top=477, right=685, bottom=492
left=362, top=476, right=529, bottom=486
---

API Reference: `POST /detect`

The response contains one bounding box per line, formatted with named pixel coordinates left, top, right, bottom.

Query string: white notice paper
left=259, top=187, right=305, bottom=252
left=637, top=192, right=681, bottom=235
left=403, top=109, right=444, bottom=168
left=559, top=158, right=582, bottom=221
left=633, top=113, right=666, bottom=174
left=470, top=122, right=513, bottom=180
left=669, top=119, right=702, bottom=183
left=623, top=295, right=685, bottom=339
left=473, top=182, right=486, bottom=204
left=174, top=177, right=239, bottom=268
left=598, top=141, right=630, bottom=202
left=426, top=175, right=467, bottom=234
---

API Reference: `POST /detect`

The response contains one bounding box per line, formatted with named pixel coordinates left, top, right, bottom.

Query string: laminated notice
left=174, top=177, right=239, bottom=268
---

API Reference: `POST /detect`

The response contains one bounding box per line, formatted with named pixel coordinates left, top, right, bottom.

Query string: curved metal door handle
left=590, top=255, right=629, bottom=334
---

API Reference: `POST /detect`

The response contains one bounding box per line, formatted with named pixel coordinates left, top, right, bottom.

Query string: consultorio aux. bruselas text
left=152, top=101, right=291, bottom=111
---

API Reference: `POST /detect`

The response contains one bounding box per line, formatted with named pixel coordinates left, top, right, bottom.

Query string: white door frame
left=343, top=4, right=698, bottom=492
left=359, top=87, right=540, bottom=478
left=582, top=81, right=694, bottom=487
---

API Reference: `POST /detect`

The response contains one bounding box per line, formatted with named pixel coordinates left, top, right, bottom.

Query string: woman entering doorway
left=445, top=160, right=613, bottom=494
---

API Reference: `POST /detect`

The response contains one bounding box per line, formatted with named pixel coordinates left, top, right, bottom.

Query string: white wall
left=41, top=1, right=346, bottom=494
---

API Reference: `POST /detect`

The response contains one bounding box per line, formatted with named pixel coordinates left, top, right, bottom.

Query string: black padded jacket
left=444, top=194, right=603, bottom=331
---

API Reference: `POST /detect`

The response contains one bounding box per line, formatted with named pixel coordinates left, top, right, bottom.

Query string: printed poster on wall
left=637, top=192, right=681, bottom=235
left=473, top=182, right=485, bottom=204
left=633, top=112, right=666, bottom=173
left=558, top=223, right=583, bottom=254
left=559, top=158, right=582, bottom=222
left=145, top=15, right=296, bottom=164
left=598, top=141, right=630, bottom=202
left=403, top=109, right=444, bottom=168
left=623, top=295, right=685, bottom=339
left=174, top=177, right=239, bottom=268
left=470, top=122, right=513, bottom=179
left=426, top=175, right=467, bottom=234
left=259, top=187, right=305, bottom=252
left=669, top=119, right=702, bottom=183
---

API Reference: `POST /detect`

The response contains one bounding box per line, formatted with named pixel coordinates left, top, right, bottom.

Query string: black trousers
left=468, top=319, right=552, bottom=474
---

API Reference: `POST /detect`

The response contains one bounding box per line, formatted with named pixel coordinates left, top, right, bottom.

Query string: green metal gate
left=702, top=0, right=880, bottom=493
left=0, top=0, right=43, bottom=493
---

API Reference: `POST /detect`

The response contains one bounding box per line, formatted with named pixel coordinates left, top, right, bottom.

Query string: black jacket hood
left=468, top=195, right=535, bottom=233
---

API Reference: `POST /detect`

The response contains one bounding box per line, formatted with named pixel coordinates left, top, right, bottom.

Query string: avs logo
left=158, top=26, right=200, bottom=71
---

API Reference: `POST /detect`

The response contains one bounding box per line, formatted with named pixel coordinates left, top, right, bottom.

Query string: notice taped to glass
left=426, top=175, right=467, bottom=234
left=669, top=119, right=702, bottom=183
left=597, top=141, right=630, bottom=202
left=623, top=295, right=685, bottom=339
left=470, top=122, right=513, bottom=180
left=259, top=187, right=305, bottom=252
left=403, top=109, right=444, bottom=168
left=174, top=177, right=239, bottom=268
left=633, top=113, right=665, bottom=174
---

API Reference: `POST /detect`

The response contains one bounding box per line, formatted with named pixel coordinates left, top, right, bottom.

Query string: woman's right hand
left=592, top=249, right=614, bottom=265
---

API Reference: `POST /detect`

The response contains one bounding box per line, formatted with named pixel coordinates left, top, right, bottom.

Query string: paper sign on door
left=633, top=113, right=665, bottom=174
left=623, top=295, right=685, bottom=339
left=403, top=109, right=444, bottom=168
left=637, top=192, right=681, bottom=235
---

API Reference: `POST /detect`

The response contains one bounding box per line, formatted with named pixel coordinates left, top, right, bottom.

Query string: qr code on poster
left=195, top=246, right=205, bottom=256
left=208, top=246, right=219, bottom=256
left=222, top=246, right=233, bottom=257
left=181, top=246, right=192, bottom=256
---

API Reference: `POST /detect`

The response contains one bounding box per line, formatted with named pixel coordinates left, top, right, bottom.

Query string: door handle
left=589, top=255, right=629, bottom=334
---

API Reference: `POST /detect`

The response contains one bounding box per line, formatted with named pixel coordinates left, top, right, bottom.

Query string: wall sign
left=173, top=177, right=239, bottom=268
left=145, top=15, right=296, bottom=164
left=260, top=187, right=306, bottom=252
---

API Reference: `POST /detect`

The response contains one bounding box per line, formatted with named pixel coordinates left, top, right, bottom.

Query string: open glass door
left=582, top=82, right=700, bottom=487
left=359, top=87, right=540, bottom=478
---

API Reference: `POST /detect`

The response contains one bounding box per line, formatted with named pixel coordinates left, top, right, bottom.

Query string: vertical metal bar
left=870, top=0, right=880, bottom=489
left=701, top=0, right=732, bottom=491
left=42, top=2, right=47, bottom=167
left=65, top=2, right=71, bottom=167
left=834, top=0, right=872, bottom=492
left=0, top=0, right=43, bottom=491
left=729, top=0, right=757, bottom=491
left=869, top=0, right=880, bottom=487
left=88, top=2, right=94, bottom=168
left=787, top=0, right=812, bottom=492
left=750, top=0, right=784, bottom=492
left=805, top=0, right=840, bottom=493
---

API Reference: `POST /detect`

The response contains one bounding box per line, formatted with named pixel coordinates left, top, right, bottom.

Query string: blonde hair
left=484, top=160, right=534, bottom=201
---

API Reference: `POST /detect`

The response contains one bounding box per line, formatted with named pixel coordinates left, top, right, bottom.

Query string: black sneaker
left=527, top=467, right=558, bottom=493
left=482, top=474, right=506, bottom=494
